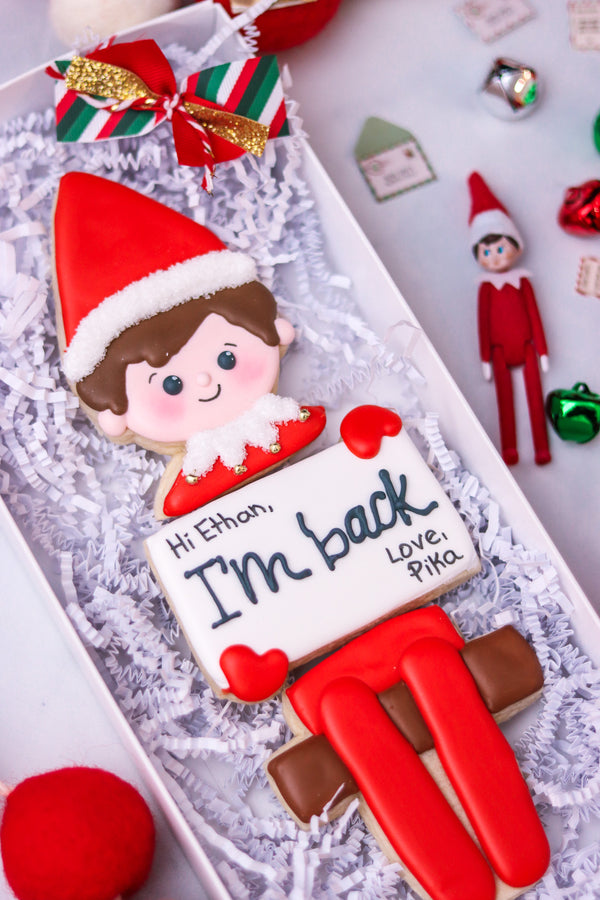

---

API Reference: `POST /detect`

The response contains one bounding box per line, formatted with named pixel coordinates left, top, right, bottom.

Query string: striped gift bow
left=46, top=38, right=290, bottom=193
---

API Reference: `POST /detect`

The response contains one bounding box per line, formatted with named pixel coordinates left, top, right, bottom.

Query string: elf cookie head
left=53, top=173, right=294, bottom=448
left=468, top=172, right=523, bottom=273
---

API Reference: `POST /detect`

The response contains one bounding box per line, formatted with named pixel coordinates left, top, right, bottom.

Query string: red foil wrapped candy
left=558, top=180, right=600, bottom=235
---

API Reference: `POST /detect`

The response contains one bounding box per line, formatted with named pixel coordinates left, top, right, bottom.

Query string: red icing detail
left=163, top=405, right=327, bottom=517
left=220, top=644, right=289, bottom=702
left=286, top=607, right=463, bottom=735
left=0, top=766, right=155, bottom=900
left=340, top=405, right=402, bottom=459
left=320, top=677, right=496, bottom=900
left=54, top=173, right=226, bottom=348
left=399, top=637, right=550, bottom=887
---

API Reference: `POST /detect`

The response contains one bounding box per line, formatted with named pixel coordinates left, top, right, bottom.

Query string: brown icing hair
left=76, top=281, right=280, bottom=415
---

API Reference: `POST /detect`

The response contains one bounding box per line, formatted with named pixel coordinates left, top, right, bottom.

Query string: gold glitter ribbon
left=65, top=56, right=269, bottom=157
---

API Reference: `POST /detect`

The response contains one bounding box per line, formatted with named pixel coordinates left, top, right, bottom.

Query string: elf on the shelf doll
left=467, top=172, right=551, bottom=466
left=53, top=173, right=326, bottom=519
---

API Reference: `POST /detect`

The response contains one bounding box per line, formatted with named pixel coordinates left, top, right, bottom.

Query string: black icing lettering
left=237, top=510, right=253, bottom=524
left=194, top=519, right=216, bottom=542
left=443, top=549, right=464, bottom=565
left=344, top=505, right=380, bottom=544
left=184, top=556, right=242, bottom=629
left=426, top=551, right=446, bottom=575
left=408, top=560, right=423, bottom=582
left=229, top=551, right=312, bottom=604
left=207, top=515, right=226, bottom=535
left=296, top=512, right=350, bottom=571
left=166, top=531, right=194, bottom=559
left=425, top=529, right=441, bottom=545
left=378, top=469, right=439, bottom=525
left=370, top=489, right=395, bottom=532
left=297, top=469, right=439, bottom=572
left=249, top=503, right=268, bottom=516
left=215, top=512, right=238, bottom=531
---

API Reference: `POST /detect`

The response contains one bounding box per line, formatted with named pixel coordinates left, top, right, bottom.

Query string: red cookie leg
left=523, top=342, right=551, bottom=465
left=399, top=637, right=550, bottom=888
left=491, top=345, right=518, bottom=465
left=319, top=676, right=496, bottom=900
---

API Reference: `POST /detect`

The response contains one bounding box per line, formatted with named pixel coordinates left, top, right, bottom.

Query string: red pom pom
left=213, top=0, right=343, bottom=52
left=1, top=767, right=155, bottom=900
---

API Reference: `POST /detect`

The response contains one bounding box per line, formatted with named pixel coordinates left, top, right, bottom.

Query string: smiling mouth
left=198, top=384, right=222, bottom=403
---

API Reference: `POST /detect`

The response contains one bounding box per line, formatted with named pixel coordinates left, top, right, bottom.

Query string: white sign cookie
left=146, top=407, right=480, bottom=701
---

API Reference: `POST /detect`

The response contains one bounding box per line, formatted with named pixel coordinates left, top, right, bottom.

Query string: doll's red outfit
left=162, top=405, right=326, bottom=517
left=477, top=269, right=550, bottom=465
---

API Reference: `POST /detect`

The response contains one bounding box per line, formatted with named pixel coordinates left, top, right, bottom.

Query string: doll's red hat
left=467, top=171, right=522, bottom=250
left=54, top=172, right=257, bottom=382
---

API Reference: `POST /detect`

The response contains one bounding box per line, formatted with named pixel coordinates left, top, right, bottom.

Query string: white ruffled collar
left=476, top=267, right=532, bottom=290
left=182, top=393, right=301, bottom=477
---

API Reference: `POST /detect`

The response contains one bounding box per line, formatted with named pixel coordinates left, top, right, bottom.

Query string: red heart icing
left=340, top=405, right=402, bottom=459
left=220, top=645, right=289, bottom=702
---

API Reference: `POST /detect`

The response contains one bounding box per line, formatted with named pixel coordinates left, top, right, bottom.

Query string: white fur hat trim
left=63, top=250, right=257, bottom=382
left=469, top=209, right=522, bottom=250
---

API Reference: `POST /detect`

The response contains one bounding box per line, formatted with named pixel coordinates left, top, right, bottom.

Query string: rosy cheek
left=126, top=388, right=188, bottom=438
left=229, top=357, right=277, bottom=387
left=146, top=391, right=187, bottom=422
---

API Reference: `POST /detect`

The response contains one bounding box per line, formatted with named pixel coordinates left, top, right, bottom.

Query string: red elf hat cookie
left=467, top=171, right=522, bottom=250
left=54, top=172, right=257, bottom=383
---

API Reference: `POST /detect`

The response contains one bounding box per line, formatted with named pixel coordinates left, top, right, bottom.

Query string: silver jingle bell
left=480, top=58, right=539, bottom=120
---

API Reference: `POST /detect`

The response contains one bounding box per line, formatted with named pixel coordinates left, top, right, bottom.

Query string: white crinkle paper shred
left=0, top=40, right=599, bottom=900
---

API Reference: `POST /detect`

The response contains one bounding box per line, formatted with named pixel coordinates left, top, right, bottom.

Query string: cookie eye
left=217, top=350, right=236, bottom=370
left=162, top=375, right=183, bottom=395
left=498, top=246, right=504, bottom=254
left=483, top=248, right=490, bottom=256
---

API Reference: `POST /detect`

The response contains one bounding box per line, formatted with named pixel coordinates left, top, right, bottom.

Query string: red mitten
left=340, top=405, right=402, bottom=459
left=0, top=767, right=155, bottom=900
left=220, top=644, right=289, bottom=701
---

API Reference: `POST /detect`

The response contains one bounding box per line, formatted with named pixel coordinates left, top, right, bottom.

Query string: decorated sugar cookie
left=52, top=174, right=548, bottom=900
left=53, top=172, right=326, bottom=519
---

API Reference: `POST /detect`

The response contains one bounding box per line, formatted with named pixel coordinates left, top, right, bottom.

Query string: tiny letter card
left=355, top=117, right=435, bottom=202
left=455, top=0, right=535, bottom=42
left=568, top=0, right=600, bottom=50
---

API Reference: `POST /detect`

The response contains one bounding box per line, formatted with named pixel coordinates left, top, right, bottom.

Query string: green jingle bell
left=546, top=383, right=600, bottom=444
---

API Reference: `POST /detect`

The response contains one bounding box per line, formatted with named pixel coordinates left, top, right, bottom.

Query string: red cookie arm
left=399, top=637, right=550, bottom=888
